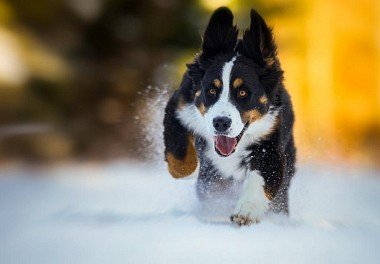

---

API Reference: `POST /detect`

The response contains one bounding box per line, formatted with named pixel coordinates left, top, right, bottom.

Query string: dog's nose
left=213, top=116, right=232, bottom=133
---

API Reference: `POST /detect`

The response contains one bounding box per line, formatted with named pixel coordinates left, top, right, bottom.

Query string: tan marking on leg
left=233, top=78, right=243, bottom=88
left=259, top=95, right=268, bottom=104
left=166, top=135, right=198, bottom=179
left=264, top=189, right=274, bottom=200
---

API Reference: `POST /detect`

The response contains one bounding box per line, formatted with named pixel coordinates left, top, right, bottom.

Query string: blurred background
left=0, top=0, right=379, bottom=168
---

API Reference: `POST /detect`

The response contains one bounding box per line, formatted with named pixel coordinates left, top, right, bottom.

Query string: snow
left=0, top=161, right=379, bottom=264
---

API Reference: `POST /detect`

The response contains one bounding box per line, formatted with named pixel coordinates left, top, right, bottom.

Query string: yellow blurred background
left=0, top=0, right=378, bottom=168
left=202, top=0, right=380, bottom=167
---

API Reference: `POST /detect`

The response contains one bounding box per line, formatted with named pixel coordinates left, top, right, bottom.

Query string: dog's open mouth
left=214, top=123, right=249, bottom=157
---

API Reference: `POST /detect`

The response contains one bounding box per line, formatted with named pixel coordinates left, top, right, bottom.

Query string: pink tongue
left=215, top=136, right=237, bottom=156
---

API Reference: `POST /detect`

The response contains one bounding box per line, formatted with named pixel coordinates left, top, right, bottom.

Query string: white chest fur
left=176, top=102, right=276, bottom=224
left=204, top=109, right=279, bottom=180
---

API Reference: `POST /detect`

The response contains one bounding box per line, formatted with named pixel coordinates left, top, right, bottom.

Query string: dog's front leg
left=230, top=149, right=284, bottom=226
left=164, top=90, right=198, bottom=179
left=230, top=171, right=270, bottom=226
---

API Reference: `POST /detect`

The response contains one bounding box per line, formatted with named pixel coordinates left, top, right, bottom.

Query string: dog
left=163, top=7, right=296, bottom=226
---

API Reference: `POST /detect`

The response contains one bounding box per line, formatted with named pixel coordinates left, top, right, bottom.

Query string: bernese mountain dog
left=163, top=7, right=296, bottom=226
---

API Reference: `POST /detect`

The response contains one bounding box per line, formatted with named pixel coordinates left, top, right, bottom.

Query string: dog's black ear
left=186, top=61, right=204, bottom=86
left=200, top=7, right=238, bottom=62
left=238, top=9, right=283, bottom=95
left=238, top=9, right=277, bottom=68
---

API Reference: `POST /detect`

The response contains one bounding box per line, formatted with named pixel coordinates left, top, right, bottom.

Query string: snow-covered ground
left=0, top=161, right=379, bottom=264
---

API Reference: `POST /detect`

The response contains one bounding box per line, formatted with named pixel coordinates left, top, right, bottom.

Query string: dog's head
left=187, top=7, right=283, bottom=157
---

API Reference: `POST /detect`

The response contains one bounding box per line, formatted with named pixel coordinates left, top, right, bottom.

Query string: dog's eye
left=209, top=88, right=217, bottom=95
left=238, top=89, right=247, bottom=98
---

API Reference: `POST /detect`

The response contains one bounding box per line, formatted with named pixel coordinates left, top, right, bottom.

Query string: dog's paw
left=230, top=201, right=263, bottom=226
left=230, top=213, right=259, bottom=226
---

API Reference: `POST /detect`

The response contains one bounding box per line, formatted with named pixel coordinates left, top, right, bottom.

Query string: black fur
left=163, top=7, right=296, bottom=215
left=200, top=7, right=238, bottom=63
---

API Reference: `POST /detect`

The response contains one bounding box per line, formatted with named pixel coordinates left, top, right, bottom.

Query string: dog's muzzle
left=214, top=122, right=249, bottom=157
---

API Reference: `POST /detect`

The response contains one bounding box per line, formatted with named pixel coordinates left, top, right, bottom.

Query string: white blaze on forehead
left=220, top=56, right=237, bottom=103
left=204, top=56, right=244, bottom=137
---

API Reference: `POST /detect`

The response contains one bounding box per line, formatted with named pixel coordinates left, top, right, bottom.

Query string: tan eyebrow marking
left=213, top=79, right=222, bottom=88
left=260, top=95, right=268, bottom=104
left=233, top=78, right=243, bottom=88
left=195, top=90, right=201, bottom=97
